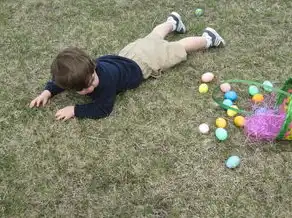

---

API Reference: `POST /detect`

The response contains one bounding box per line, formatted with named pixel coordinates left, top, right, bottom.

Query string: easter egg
left=263, top=81, right=273, bottom=92
left=224, top=91, right=238, bottom=101
left=215, top=128, right=228, bottom=141
left=248, top=85, right=259, bottom=96
left=252, top=94, right=264, bottom=103
left=201, top=72, right=214, bottom=83
left=225, top=156, right=241, bottom=169
left=227, top=105, right=238, bottom=117
left=199, top=123, right=209, bottom=134
left=223, top=99, right=233, bottom=107
left=199, top=83, right=209, bottom=93
left=220, top=83, right=231, bottom=92
left=195, top=8, right=204, bottom=17
left=216, top=118, right=227, bottom=128
left=234, top=116, right=245, bottom=127
left=255, top=107, right=267, bottom=114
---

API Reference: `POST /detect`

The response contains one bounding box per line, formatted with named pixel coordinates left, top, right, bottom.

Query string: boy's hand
left=30, top=90, right=52, bottom=108
left=55, top=106, right=75, bottom=121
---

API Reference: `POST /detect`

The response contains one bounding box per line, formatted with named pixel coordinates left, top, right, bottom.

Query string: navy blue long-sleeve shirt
left=45, top=55, right=143, bottom=119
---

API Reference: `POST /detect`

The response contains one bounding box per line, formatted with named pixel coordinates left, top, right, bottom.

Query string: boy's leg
left=149, top=12, right=186, bottom=39
left=178, top=27, right=226, bottom=53
left=155, top=27, right=225, bottom=72
left=178, top=37, right=207, bottom=52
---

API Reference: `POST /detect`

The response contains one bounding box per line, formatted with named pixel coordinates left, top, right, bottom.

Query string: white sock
left=202, top=32, right=212, bottom=48
left=166, top=17, right=177, bottom=31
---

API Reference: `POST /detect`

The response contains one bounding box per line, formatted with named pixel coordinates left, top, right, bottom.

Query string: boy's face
left=77, top=71, right=99, bottom=95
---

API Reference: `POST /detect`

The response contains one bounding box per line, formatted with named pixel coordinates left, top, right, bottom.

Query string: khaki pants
left=119, top=32, right=187, bottom=79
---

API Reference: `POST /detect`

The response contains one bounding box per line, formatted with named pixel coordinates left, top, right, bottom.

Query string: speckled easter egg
left=220, top=83, right=231, bottom=93
left=195, top=8, right=204, bottom=17
left=201, top=72, right=214, bottom=83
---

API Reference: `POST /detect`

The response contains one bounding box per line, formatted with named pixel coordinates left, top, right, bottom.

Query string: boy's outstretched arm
left=54, top=101, right=115, bottom=121
left=55, top=89, right=116, bottom=121
left=29, top=80, right=65, bottom=108
left=30, top=90, right=52, bottom=108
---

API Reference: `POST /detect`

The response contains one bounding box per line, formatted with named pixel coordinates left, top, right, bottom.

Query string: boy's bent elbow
left=87, top=108, right=113, bottom=119
left=74, top=104, right=114, bottom=119
left=98, top=105, right=114, bottom=119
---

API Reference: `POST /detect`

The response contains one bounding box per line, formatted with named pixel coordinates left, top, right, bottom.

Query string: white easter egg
left=199, top=123, right=210, bottom=134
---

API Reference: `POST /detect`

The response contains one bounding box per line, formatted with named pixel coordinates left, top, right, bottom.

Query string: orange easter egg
left=252, top=94, right=264, bottom=103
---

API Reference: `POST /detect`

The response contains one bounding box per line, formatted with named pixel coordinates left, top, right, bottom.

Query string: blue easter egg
left=255, top=107, right=267, bottom=114
left=223, top=99, right=233, bottom=107
left=224, top=91, right=238, bottom=101
left=215, top=128, right=228, bottom=141
left=225, top=156, right=241, bottom=168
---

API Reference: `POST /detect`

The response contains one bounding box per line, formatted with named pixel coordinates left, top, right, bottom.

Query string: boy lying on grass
left=30, top=12, right=225, bottom=121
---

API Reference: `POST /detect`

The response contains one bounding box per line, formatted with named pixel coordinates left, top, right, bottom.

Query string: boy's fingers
left=63, top=116, right=69, bottom=121
left=42, top=99, right=47, bottom=106
left=55, top=112, right=60, bottom=118
left=36, top=99, right=41, bottom=107
left=55, top=114, right=63, bottom=120
left=56, top=110, right=63, bottom=116
left=30, top=99, right=38, bottom=108
left=29, top=100, right=35, bottom=108
left=55, top=111, right=64, bottom=120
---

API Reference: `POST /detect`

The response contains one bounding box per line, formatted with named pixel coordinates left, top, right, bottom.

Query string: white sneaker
left=202, top=27, right=226, bottom=47
left=167, top=12, right=186, bottom=34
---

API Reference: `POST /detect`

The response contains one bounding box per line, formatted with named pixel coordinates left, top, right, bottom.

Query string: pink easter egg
left=220, top=83, right=231, bottom=92
left=201, top=72, right=214, bottom=83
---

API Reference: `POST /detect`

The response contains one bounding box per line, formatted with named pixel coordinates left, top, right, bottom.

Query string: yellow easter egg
left=199, top=83, right=209, bottom=93
left=215, top=118, right=227, bottom=128
left=234, top=116, right=245, bottom=127
left=227, top=105, right=239, bottom=117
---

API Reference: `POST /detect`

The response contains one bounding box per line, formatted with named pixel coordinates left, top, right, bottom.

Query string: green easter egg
left=215, top=128, right=228, bottom=141
left=248, top=85, right=259, bottom=96
left=263, top=81, right=273, bottom=92
left=195, top=8, right=204, bottom=17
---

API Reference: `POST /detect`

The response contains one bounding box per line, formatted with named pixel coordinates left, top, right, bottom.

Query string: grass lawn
left=1, top=0, right=292, bottom=217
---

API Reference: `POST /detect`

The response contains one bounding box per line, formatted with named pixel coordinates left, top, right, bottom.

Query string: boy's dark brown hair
left=51, top=47, right=96, bottom=91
